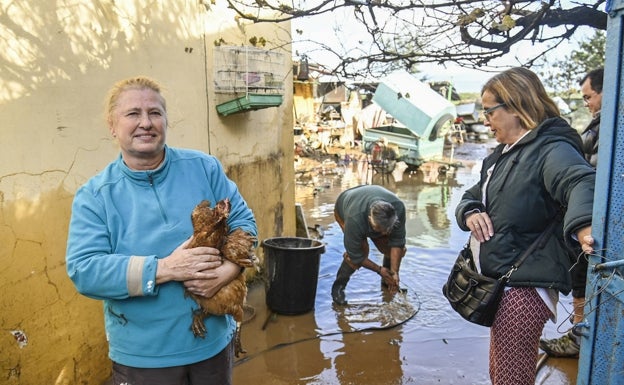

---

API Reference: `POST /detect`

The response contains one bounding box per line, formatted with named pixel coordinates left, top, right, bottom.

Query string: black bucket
left=262, top=237, right=326, bottom=315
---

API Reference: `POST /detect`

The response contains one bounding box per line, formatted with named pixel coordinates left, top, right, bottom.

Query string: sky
left=416, top=64, right=494, bottom=94
left=291, top=2, right=600, bottom=93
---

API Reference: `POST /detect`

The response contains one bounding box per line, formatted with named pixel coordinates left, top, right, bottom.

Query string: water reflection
left=261, top=313, right=330, bottom=381
left=234, top=142, right=577, bottom=384
left=298, top=159, right=459, bottom=244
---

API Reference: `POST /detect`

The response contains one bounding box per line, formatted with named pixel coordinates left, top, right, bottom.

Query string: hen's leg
left=234, top=322, right=246, bottom=357
left=232, top=306, right=246, bottom=357
left=191, top=309, right=207, bottom=338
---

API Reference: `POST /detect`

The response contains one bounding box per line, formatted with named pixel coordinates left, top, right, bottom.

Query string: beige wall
left=0, top=1, right=294, bottom=384
left=294, top=81, right=317, bottom=124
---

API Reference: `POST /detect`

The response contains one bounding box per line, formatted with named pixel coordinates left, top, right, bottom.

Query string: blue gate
left=577, top=1, right=624, bottom=384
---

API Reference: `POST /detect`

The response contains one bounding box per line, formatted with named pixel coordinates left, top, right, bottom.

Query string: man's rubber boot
left=331, top=261, right=355, bottom=305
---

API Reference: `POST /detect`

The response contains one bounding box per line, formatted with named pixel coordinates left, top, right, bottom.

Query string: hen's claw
left=234, top=323, right=246, bottom=357
left=191, top=309, right=207, bottom=338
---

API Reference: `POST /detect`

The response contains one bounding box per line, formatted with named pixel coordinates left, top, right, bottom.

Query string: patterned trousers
left=489, top=287, right=551, bottom=385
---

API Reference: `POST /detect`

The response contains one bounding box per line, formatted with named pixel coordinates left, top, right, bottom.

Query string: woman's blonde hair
left=481, top=67, right=560, bottom=130
left=105, top=76, right=166, bottom=125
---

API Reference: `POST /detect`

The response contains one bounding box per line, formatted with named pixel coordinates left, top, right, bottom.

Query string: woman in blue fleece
left=66, top=76, right=257, bottom=385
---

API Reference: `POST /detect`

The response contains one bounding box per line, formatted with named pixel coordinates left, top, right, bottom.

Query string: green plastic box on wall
left=216, top=94, right=284, bottom=116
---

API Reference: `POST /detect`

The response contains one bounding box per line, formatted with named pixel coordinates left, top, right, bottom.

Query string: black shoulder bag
left=442, top=217, right=560, bottom=327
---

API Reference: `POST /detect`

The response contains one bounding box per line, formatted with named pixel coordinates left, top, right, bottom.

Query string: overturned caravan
left=363, top=70, right=457, bottom=170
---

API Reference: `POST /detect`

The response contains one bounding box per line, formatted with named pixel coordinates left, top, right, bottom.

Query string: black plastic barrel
left=262, top=237, right=326, bottom=315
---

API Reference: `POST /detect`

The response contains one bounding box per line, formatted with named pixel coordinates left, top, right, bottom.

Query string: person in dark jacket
left=454, top=67, right=595, bottom=385
left=540, top=67, right=603, bottom=358
left=579, top=67, right=603, bottom=168
left=332, top=185, right=407, bottom=305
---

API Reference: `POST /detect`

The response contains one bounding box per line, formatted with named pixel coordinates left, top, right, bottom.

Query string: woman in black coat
left=455, top=67, right=595, bottom=384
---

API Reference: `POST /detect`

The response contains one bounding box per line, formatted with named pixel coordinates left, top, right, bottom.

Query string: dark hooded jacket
left=455, top=117, right=595, bottom=294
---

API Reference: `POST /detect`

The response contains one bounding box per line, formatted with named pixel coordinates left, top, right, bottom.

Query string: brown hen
left=186, top=199, right=258, bottom=357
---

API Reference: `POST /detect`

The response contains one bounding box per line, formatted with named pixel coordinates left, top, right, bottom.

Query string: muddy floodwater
left=233, top=140, right=579, bottom=385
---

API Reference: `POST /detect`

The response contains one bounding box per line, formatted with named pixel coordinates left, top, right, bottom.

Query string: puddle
left=234, top=141, right=577, bottom=385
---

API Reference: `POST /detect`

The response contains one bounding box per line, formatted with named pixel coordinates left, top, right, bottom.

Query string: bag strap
left=501, top=209, right=563, bottom=281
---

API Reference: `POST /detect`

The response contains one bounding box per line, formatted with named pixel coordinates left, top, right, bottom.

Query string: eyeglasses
left=482, top=103, right=506, bottom=118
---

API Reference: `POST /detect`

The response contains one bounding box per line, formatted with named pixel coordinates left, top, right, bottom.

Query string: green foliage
left=571, top=30, right=606, bottom=72
left=537, top=30, right=605, bottom=97
left=459, top=92, right=480, bottom=101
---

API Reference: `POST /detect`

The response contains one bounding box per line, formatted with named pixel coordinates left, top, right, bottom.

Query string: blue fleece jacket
left=66, top=146, right=257, bottom=368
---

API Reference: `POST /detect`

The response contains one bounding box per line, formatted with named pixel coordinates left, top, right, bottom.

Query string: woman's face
left=109, top=88, right=167, bottom=170
left=481, top=90, right=525, bottom=145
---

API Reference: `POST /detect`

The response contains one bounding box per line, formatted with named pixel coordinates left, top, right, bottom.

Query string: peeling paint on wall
left=10, top=330, right=28, bottom=348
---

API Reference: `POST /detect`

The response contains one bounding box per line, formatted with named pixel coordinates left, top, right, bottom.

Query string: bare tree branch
left=225, top=0, right=607, bottom=79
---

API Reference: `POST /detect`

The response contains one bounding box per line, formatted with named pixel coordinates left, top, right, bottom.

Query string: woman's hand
left=183, top=260, right=241, bottom=298
left=156, top=238, right=223, bottom=284
left=467, top=212, right=494, bottom=242
left=576, top=226, right=594, bottom=254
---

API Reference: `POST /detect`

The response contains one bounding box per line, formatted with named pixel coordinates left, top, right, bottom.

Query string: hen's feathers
left=188, top=199, right=230, bottom=250
left=185, top=199, right=257, bottom=357
left=223, top=228, right=260, bottom=268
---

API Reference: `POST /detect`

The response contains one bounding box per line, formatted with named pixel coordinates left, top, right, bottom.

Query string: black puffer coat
left=455, top=117, right=595, bottom=294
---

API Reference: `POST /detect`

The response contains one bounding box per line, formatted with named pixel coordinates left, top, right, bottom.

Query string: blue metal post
left=577, top=1, right=624, bottom=384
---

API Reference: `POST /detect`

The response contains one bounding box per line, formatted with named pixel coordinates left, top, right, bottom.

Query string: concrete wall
left=0, top=1, right=294, bottom=383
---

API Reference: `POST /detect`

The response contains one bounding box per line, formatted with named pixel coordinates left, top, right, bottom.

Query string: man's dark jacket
left=581, top=112, right=600, bottom=167
left=455, top=117, right=595, bottom=294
